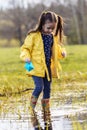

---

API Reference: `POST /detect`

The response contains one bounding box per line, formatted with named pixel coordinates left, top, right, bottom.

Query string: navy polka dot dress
left=41, top=33, right=53, bottom=79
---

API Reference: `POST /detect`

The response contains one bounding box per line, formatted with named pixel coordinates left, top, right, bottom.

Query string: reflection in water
left=0, top=105, right=87, bottom=130
left=71, top=113, right=87, bottom=130
left=30, top=110, right=43, bottom=130
left=30, top=108, right=52, bottom=130
left=0, top=83, right=87, bottom=130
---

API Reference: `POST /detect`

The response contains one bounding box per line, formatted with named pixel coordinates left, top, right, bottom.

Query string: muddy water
left=0, top=84, right=87, bottom=130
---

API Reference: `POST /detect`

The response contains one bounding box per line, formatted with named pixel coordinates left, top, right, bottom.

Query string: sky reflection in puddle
left=0, top=84, right=87, bottom=130
left=0, top=103, right=87, bottom=130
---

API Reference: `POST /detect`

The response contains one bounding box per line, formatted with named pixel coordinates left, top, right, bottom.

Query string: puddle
left=0, top=106, right=87, bottom=130
left=0, top=83, right=87, bottom=130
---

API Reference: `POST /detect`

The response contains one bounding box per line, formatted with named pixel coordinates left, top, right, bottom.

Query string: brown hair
left=55, top=15, right=64, bottom=43
left=28, top=11, right=57, bottom=34
left=28, top=11, right=64, bottom=43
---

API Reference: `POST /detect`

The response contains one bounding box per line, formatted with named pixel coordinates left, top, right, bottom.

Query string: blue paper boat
left=24, top=62, right=34, bottom=71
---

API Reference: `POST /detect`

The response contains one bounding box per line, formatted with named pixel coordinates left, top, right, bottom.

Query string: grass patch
left=0, top=45, right=87, bottom=96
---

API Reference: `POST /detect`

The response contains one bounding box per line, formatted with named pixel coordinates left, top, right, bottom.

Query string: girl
left=20, top=11, right=66, bottom=112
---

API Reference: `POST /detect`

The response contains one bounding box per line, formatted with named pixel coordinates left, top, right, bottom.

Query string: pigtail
left=55, top=15, right=63, bottom=43
left=27, top=12, right=46, bottom=35
left=27, top=11, right=57, bottom=35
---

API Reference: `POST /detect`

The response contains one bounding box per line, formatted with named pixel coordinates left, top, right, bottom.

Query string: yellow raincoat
left=20, top=31, right=66, bottom=81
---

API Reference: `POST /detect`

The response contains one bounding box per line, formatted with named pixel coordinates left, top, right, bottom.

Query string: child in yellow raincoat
left=20, top=11, right=66, bottom=112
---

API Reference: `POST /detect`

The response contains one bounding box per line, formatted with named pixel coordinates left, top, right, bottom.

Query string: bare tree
left=69, top=0, right=81, bottom=44
left=0, top=0, right=87, bottom=46
left=77, top=0, right=87, bottom=44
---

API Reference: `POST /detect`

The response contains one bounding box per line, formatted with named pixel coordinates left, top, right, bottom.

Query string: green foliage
left=0, top=1, right=87, bottom=45
left=61, top=45, right=87, bottom=72
left=0, top=39, right=20, bottom=47
left=0, top=45, right=87, bottom=97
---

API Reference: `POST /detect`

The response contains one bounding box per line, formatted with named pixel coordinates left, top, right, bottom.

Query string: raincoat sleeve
left=57, top=44, right=66, bottom=59
left=20, top=34, right=34, bottom=61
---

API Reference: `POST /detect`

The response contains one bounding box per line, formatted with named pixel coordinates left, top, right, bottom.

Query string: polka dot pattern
left=41, top=33, right=53, bottom=66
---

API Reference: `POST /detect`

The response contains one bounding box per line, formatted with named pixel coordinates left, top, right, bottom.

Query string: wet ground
left=0, top=83, right=87, bottom=130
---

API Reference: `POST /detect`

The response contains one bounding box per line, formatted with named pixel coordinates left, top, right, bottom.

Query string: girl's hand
left=61, top=52, right=66, bottom=57
left=25, top=58, right=31, bottom=63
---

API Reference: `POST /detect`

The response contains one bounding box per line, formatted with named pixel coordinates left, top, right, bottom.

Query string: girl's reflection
left=30, top=108, right=52, bottom=130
